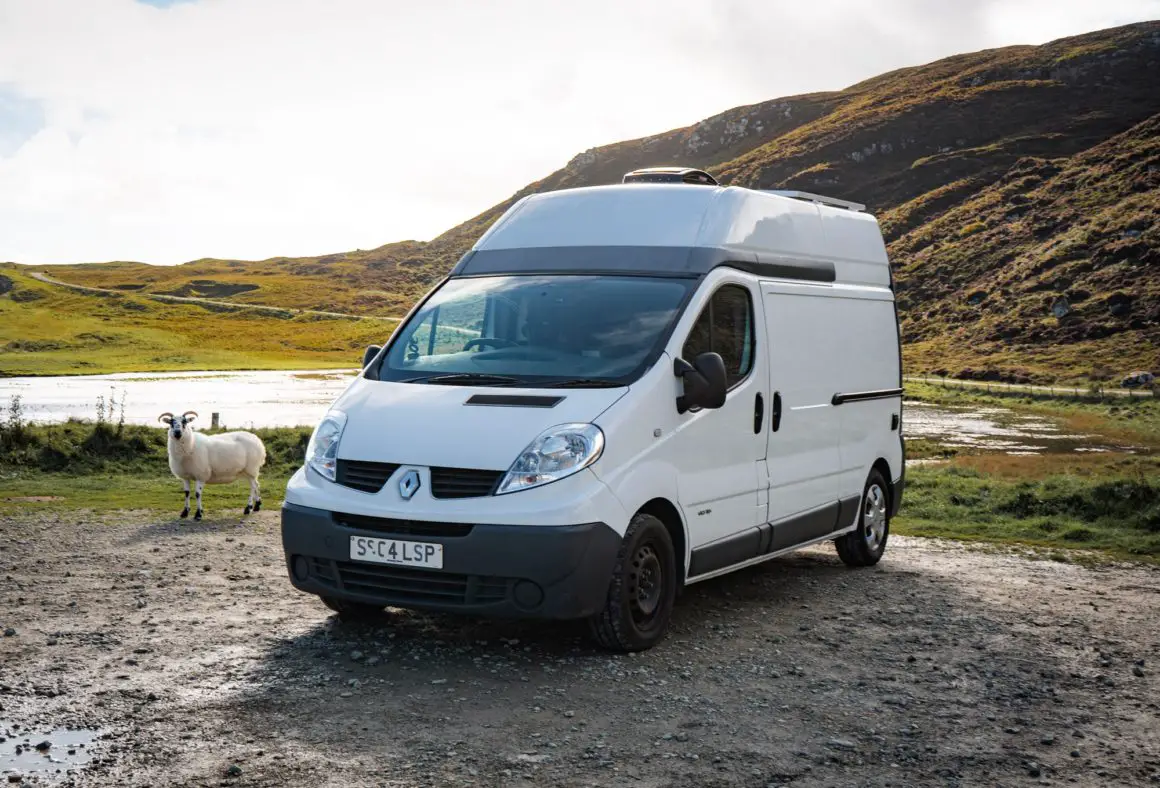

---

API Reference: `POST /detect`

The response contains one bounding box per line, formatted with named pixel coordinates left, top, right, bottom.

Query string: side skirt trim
left=684, top=525, right=858, bottom=586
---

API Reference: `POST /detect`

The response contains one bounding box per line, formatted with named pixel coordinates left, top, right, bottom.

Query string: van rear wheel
left=835, top=469, right=890, bottom=567
left=588, top=512, right=677, bottom=652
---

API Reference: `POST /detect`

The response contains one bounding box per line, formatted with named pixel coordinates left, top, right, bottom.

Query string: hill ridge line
left=28, top=272, right=403, bottom=323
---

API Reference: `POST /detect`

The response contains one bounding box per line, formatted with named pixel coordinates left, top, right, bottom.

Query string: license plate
left=349, top=535, right=443, bottom=569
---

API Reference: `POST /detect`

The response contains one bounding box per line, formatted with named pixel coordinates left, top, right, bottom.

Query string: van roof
left=453, top=184, right=891, bottom=288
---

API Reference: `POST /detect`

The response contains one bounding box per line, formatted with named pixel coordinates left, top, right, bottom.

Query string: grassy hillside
left=895, top=115, right=1160, bottom=381
left=3, top=21, right=1158, bottom=380
left=37, top=240, right=448, bottom=318
left=0, top=267, right=394, bottom=375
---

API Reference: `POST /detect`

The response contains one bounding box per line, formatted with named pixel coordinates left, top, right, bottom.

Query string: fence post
left=211, top=412, right=220, bottom=429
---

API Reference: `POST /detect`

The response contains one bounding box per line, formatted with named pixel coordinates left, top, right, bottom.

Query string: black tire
left=321, top=596, right=384, bottom=622
left=835, top=468, right=891, bottom=567
left=588, top=512, right=677, bottom=652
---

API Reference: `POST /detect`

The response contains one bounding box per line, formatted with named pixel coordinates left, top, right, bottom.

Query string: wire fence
left=904, top=375, right=1158, bottom=401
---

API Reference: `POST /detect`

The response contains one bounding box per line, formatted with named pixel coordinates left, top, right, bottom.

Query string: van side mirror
left=362, top=344, right=382, bottom=369
left=675, top=352, right=727, bottom=414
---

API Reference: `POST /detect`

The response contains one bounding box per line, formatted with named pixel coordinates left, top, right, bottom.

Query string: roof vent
left=763, top=190, right=865, bottom=212
left=623, top=166, right=719, bottom=186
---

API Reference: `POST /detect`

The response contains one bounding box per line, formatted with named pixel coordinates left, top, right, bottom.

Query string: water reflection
left=0, top=369, right=358, bottom=429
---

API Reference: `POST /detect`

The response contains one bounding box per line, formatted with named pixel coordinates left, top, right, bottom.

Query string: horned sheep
left=159, top=411, right=267, bottom=520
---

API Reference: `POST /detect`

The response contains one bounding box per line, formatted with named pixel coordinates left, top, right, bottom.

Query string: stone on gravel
left=8, top=774, right=22, bottom=783
left=1132, top=665, right=1145, bottom=677
left=3, top=627, right=15, bottom=637
left=828, top=738, right=857, bottom=750
left=34, top=740, right=51, bottom=751
left=350, top=650, right=364, bottom=662
left=226, top=764, right=242, bottom=776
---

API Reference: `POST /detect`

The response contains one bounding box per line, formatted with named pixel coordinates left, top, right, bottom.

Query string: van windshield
left=375, top=275, right=693, bottom=386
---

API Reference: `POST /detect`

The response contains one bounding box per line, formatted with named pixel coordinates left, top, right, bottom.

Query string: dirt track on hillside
left=1, top=511, right=1158, bottom=787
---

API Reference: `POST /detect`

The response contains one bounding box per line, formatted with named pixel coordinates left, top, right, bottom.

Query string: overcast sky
left=1, top=0, right=1157, bottom=265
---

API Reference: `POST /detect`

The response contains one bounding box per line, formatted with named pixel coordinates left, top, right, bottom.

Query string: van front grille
left=333, top=461, right=503, bottom=498
left=332, top=511, right=474, bottom=538
left=430, top=467, right=504, bottom=499
left=335, top=460, right=399, bottom=493
left=330, top=560, right=510, bottom=606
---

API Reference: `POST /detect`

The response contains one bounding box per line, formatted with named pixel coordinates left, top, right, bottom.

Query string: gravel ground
left=1, top=510, right=1158, bottom=787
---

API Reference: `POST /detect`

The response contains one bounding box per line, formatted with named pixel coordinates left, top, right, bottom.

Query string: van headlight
left=497, top=423, right=604, bottom=495
left=306, top=410, right=347, bottom=481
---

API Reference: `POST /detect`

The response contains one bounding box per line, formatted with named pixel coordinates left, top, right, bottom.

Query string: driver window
left=404, top=292, right=488, bottom=361
left=681, top=284, right=755, bottom=388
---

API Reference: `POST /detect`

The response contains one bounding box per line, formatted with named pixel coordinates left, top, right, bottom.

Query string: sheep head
left=160, top=410, right=198, bottom=446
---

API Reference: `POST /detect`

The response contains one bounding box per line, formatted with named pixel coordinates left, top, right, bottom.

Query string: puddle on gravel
left=1, top=721, right=103, bottom=782
left=904, top=402, right=1142, bottom=455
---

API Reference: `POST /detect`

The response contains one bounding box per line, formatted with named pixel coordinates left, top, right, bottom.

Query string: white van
left=281, top=173, right=905, bottom=651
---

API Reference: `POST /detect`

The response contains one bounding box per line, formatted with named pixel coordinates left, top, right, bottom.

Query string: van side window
left=681, top=284, right=755, bottom=388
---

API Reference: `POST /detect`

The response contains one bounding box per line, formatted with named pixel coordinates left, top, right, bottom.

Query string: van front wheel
left=835, top=469, right=890, bottom=567
left=321, top=596, right=384, bottom=622
left=588, top=512, right=677, bottom=652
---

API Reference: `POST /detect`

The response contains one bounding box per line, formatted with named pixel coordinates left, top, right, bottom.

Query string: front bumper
left=281, top=502, right=622, bottom=620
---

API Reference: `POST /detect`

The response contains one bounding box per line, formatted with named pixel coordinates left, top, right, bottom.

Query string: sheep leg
left=244, top=477, right=254, bottom=516
left=252, top=478, right=262, bottom=512
left=180, top=480, right=190, bottom=519
left=194, top=481, right=204, bottom=521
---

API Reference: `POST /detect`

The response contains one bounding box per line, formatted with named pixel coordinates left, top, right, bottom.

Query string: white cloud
left=0, top=0, right=1157, bottom=264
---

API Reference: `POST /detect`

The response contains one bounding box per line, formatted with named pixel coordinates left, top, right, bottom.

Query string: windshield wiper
left=409, top=373, right=522, bottom=386
left=536, top=378, right=624, bottom=389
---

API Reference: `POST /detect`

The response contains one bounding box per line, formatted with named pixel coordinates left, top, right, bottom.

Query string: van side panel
left=831, top=289, right=904, bottom=509
left=761, top=284, right=843, bottom=525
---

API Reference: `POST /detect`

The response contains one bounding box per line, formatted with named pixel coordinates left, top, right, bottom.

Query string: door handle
left=754, top=392, right=764, bottom=433
left=771, top=391, right=783, bottom=432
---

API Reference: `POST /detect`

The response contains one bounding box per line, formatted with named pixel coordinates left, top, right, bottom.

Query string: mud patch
left=0, top=721, right=104, bottom=783
left=905, top=402, right=1140, bottom=454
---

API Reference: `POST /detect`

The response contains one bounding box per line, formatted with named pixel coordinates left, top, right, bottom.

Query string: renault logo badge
left=398, top=469, right=421, bottom=500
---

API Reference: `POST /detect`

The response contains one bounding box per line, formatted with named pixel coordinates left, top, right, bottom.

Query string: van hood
left=330, top=378, right=628, bottom=470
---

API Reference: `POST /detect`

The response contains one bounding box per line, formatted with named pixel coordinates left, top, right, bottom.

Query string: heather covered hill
left=9, top=21, right=1160, bottom=381
left=894, top=113, right=1160, bottom=381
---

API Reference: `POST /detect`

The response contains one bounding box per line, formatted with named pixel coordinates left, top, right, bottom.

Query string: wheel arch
left=871, top=457, right=895, bottom=513
left=635, top=497, right=688, bottom=587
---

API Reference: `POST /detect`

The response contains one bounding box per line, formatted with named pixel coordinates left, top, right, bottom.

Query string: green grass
left=0, top=419, right=309, bottom=515
left=894, top=455, right=1160, bottom=562
left=0, top=268, right=396, bottom=376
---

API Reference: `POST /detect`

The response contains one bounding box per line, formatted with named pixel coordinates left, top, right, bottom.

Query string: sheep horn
left=158, top=412, right=175, bottom=424
left=181, top=411, right=199, bottom=421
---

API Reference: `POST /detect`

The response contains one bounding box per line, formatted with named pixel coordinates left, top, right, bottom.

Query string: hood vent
left=465, top=394, right=563, bottom=408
